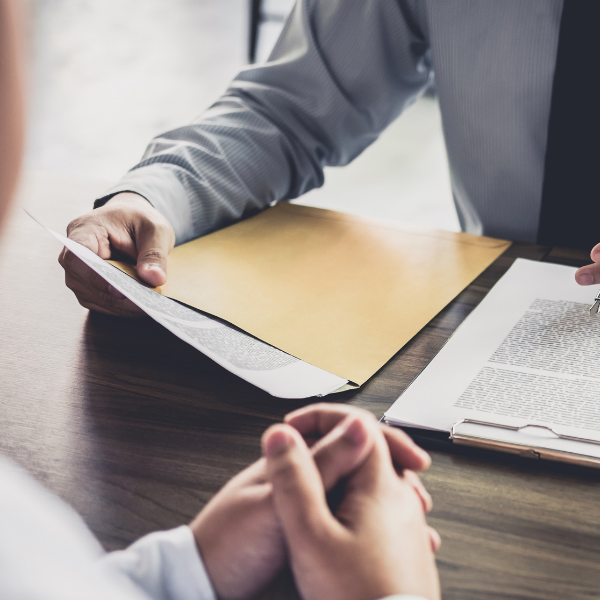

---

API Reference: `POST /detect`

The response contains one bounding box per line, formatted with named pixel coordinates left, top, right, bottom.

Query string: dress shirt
left=0, top=457, right=426, bottom=600
left=0, top=456, right=215, bottom=600
left=97, top=0, right=564, bottom=247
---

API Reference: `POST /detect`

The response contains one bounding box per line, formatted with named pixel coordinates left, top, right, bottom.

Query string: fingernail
left=143, top=263, right=164, bottom=274
left=418, top=446, right=431, bottom=465
left=577, top=272, right=593, bottom=285
left=265, top=429, right=294, bottom=458
left=108, top=284, right=125, bottom=299
left=342, top=417, right=367, bottom=446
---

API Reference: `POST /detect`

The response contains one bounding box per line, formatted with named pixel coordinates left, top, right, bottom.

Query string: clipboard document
left=384, top=259, right=600, bottom=466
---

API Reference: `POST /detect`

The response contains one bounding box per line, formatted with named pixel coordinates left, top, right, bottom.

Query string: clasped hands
left=190, top=403, right=441, bottom=600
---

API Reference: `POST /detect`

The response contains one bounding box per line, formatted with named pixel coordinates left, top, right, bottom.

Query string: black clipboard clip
left=450, top=419, right=600, bottom=468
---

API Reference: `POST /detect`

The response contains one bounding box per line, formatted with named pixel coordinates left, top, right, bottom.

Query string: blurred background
left=25, top=0, right=458, bottom=231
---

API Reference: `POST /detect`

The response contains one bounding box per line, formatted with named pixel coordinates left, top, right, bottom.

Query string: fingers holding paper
left=58, top=192, right=175, bottom=317
left=263, top=419, right=441, bottom=600
left=575, top=243, right=600, bottom=286
left=60, top=250, right=144, bottom=317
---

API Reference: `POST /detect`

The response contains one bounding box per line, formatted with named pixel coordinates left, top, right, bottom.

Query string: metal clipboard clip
left=450, top=419, right=600, bottom=468
left=590, top=290, right=600, bottom=316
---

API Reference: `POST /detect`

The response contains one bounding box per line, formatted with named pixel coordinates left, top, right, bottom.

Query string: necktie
left=537, top=0, right=600, bottom=250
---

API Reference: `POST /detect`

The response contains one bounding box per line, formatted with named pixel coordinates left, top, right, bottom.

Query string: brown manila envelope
left=111, top=203, right=511, bottom=386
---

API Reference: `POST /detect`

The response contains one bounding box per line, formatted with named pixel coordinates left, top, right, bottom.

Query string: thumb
left=135, top=222, right=173, bottom=287
left=311, top=415, right=375, bottom=492
left=263, top=424, right=337, bottom=552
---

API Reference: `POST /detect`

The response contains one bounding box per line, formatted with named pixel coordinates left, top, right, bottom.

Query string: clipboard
left=394, top=422, right=600, bottom=470
left=449, top=419, right=600, bottom=469
left=382, top=259, right=600, bottom=471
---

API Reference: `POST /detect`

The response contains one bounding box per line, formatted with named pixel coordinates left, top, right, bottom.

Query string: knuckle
left=61, top=250, right=75, bottom=270
left=139, top=214, right=174, bottom=241
left=65, top=217, right=82, bottom=236
left=64, top=275, right=78, bottom=293
left=88, top=269, right=108, bottom=290
left=356, top=408, right=378, bottom=424
left=144, top=215, right=167, bottom=230
left=138, top=249, right=166, bottom=263
left=67, top=214, right=109, bottom=247
left=97, top=289, right=122, bottom=308
left=66, top=213, right=95, bottom=236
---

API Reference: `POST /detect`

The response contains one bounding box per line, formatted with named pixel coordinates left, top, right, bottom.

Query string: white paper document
left=49, top=230, right=347, bottom=399
left=384, top=259, right=600, bottom=459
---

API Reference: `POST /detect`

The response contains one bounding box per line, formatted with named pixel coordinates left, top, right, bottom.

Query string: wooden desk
left=2, top=173, right=599, bottom=600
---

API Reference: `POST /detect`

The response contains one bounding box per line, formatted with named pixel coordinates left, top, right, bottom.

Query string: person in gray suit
left=59, top=0, right=600, bottom=316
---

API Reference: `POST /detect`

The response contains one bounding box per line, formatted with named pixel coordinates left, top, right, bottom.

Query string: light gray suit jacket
left=98, top=0, right=564, bottom=246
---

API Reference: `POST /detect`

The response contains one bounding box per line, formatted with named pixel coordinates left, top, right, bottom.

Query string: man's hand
left=190, top=405, right=435, bottom=600
left=58, top=192, right=175, bottom=317
left=575, top=243, right=600, bottom=286
left=264, top=407, right=441, bottom=600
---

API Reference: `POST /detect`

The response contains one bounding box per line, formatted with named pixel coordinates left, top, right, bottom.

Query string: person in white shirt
left=0, top=2, right=439, bottom=599
left=0, top=403, right=440, bottom=600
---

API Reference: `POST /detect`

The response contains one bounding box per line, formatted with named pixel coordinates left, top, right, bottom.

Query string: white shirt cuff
left=100, top=525, right=216, bottom=600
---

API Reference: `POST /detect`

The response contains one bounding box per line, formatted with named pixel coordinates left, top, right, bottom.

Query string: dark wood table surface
left=2, top=173, right=599, bottom=600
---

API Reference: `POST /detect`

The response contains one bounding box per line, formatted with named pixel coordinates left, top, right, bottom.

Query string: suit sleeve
left=96, top=0, right=432, bottom=245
